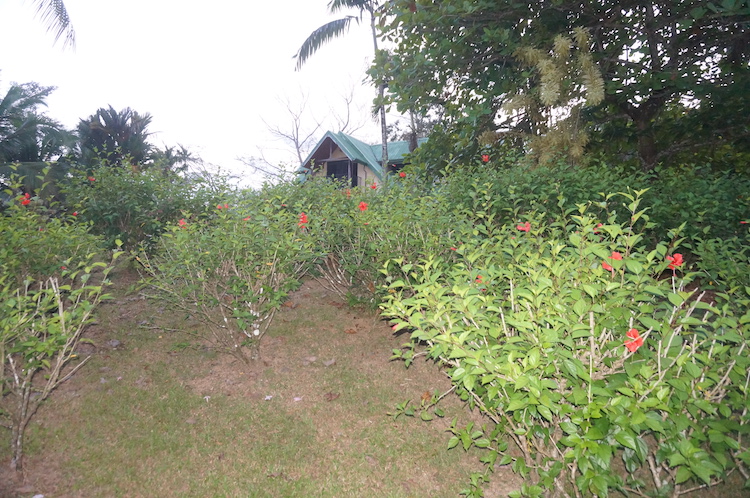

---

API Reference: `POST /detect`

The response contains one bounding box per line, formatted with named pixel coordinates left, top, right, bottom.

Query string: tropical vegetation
left=2, top=0, right=749, bottom=496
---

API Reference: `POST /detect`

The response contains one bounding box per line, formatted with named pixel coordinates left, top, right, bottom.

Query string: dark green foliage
left=61, top=166, right=225, bottom=251
left=427, top=159, right=750, bottom=245
left=0, top=195, right=104, bottom=285
left=0, top=81, right=74, bottom=167
left=374, top=0, right=750, bottom=171
left=76, top=106, right=154, bottom=168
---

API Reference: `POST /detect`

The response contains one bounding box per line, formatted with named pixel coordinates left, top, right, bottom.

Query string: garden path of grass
left=1, top=267, right=521, bottom=497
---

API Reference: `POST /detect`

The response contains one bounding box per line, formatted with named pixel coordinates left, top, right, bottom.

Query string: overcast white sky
left=0, top=0, right=386, bottom=185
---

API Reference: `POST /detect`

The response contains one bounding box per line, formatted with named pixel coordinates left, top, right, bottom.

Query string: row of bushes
left=138, top=168, right=748, bottom=496
left=3, top=159, right=748, bottom=496
left=379, top=191, right=749, bottom=497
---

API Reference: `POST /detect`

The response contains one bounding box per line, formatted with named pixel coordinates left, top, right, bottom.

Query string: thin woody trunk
left=370, top=11, right=389, bottom=178
left=10, top=376, right=35, bottom=472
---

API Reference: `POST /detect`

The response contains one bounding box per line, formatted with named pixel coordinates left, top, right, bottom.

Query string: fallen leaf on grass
left=344, top=328, right=357, bottom=335
left=323, top=359, right=336, bottom=367
left=324, top=392, right=340, bottom=402
left=293, top=396, right=303, bottom=402
left=421, top=391, right=432, bottom=403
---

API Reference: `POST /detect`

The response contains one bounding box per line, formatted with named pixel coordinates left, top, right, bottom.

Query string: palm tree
left=77, top=106, right=154, bottom=168
left=30, top=0, right=76, bottom=48
left=0, top=82, right=53, bottom=163
left=0, top=80, right=75, bottom=196
left=294, top=0, right=390, bottom=176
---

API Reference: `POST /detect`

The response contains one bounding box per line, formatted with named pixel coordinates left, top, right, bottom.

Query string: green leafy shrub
left=141, top=200, right=317, bottom=363
left=381, top=192, right=749, bottom=497
left=0, top=192, right=104, bottom=285
left=0, top=259, right=118, bottom=472
left=429, top=159, right=750, bottom=245
left=691, top=236, right=750, bottom=297
left=62, top=166, right=226, bottom=251
left=239, top=175, right=457, bottom=303
left=0, top=197, right=119, bottom=471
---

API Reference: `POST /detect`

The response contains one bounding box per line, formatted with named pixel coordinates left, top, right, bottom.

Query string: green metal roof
left=299, top=131, right=426, bottom=181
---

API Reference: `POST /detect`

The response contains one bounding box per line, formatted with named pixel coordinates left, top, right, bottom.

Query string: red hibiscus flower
left=475, top=275, right=483, bottom=284
left=481, top=154, right=489, bottom=162
left=624, top=328, right=643, bottom=352
left=72, top=211, right=78, bottom=216
left=666, top=253, right=683, bottom=270
left=298, top=212, right=309, bottom=227
left=345, top=189, right=351, bottom=198
left=88, top=176, right=95, bottom=182
left=399, top=171, right=406, bottom=178
left=593, top=223, right=603, bottom=234
left=358, top=201, right=368, bottom=212
left=21, top=198, right=31, bottom=206
left=178, top=218, right=187, bottom=228
left=243, top=216, right=251, bottom=221
left=516, top=221, right=530, bottom=232
left=370, top=183, right=377, bottom=190
left=602, top=251, right=622, bottom=272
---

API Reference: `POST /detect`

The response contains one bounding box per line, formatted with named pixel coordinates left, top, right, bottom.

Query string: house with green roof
left=297, top=131, right=425, bottom=186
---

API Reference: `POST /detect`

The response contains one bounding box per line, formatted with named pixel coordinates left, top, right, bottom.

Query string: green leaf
left=668, top=293, right=685, bottom=307
left=624, top=259, right=644, bottom=274
left=474, top=438, right=491, bottom=448
left=506, top=398, right=528, bottom=412
left=447, top=436, right=460, bottom=449
left=615, top=430, right=637, bottom=450
left=537, top=405, right=553, bottom=422
left=560, top=421, right=578, bottom=435
left=675, top=466, right=693, bottom=484
left=573, top=299, right=588, bottom=316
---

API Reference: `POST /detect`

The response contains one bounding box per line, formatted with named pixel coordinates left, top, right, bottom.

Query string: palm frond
left=31, top=0, right=75, bottom=49
left=328, top=0, right=374, bottom=15
left=294, top=17, right=358, bottom=71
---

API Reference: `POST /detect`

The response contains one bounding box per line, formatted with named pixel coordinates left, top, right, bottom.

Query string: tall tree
left=77, top=106, right=154, bottom=168
left=294, top=0, right=390, bottom=175
left=30, top=0, right=76, bottom=48
left=0, top=81, right=74, bottom=163
left=374, top=0, right=750, bottom=171
left=0, top=80, right=74, bottom=196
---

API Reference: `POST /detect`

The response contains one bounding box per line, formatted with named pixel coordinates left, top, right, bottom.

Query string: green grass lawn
left=2, top=270, right=519, bottom=497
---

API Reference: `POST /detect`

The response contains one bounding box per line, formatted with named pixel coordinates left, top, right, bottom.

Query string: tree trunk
left=637, top=119, right=658, bottom=173
left=618, top=98, right=665, bottom=173
left=370, top=12, right=389, bottom=181
left=10, top=381, right=33, bottom=472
